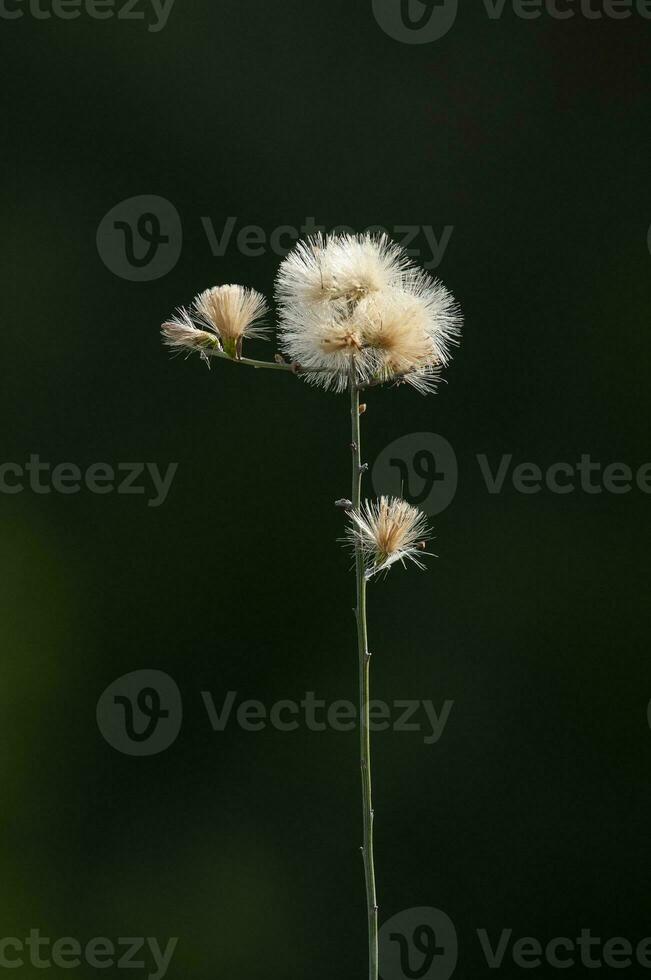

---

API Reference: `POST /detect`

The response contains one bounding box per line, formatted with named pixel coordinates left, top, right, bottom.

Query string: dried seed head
left=161, top=308, right=220, bottom=364
left=275, top=232, right=411, bottom=308
left=275, top=233, right=462, bottom=393
left=192, top=284, right=269, bottom=358
left=345, top=496, right=433, bottom=577
left=358, top=292, right=436, bottom=380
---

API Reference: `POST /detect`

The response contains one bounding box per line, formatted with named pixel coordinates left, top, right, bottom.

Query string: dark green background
left=2, top=0, right=651, bottom=976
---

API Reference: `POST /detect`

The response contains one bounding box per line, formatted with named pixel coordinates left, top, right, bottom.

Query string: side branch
left=210, top=350, right=334, bottom=377
left=209, top=350, right=299, bottom=373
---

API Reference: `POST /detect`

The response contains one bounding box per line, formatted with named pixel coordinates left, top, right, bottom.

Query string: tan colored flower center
left=375, top=503, right=409, bottom=556
left=320, top=326, right=362, bottom=353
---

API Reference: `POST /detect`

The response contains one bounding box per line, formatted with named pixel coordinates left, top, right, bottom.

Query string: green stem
left=210, top=350, right=339, bottom=381
left=350, top=378, right=378, bottom=980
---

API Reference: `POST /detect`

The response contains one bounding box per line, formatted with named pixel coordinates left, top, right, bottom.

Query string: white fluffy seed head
left=276, top=300, right=366, bottom=392
left=275, top=232, right=412, bottom=308
left=275, top=233, right=462, bottom=393
left=406, top=269, right=462, bottom=368
left=193, top=284, right=269, bottom=357
left=357, top=290, right=438, bottom=385
left=161, top=308, right=220, bottom=364
left=345, top=496, right=432, bottom=577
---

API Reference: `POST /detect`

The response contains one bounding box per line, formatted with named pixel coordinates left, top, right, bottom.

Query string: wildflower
left=275, top=300, right=366, bottom=391
left=158, top=223, right=463, bottom=980
left=276, top=234, right=461, bottom=392
left=345, top=496, right=432, bottom=577
left=357, top=290, right=439, bottom=389
left=403, top=269, right=462, bottom=370
left=161, top=308, right=220, bottom=364
left=193, top=284, right=269, bottom=359
left=275, top=232, right=410, bottom=309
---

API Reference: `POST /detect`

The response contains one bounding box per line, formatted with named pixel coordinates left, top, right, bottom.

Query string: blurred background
left=1, top=0, right=650, bottom=977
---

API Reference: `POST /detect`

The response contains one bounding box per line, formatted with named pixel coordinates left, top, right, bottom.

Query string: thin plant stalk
left=162, top=234, right=462, bottom=979
left=350, top=374, right=379, bottom=980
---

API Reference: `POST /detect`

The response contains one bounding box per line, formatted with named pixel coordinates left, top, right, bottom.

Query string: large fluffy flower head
left=357, top=290, right=438, bottom=388
left=276, top=232, right=411, bottom=308
left=345, top=496, right=432, bottom=578
left=275, top=233, right=462, bottom=392
left=276, top=299, right=365, bottom=392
